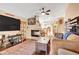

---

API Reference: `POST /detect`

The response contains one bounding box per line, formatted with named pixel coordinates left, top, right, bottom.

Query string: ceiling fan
left=40, top=8, right=51, bottom=15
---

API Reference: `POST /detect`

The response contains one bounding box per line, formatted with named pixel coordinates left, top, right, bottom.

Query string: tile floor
left=0, top=39, right=36, bottom=55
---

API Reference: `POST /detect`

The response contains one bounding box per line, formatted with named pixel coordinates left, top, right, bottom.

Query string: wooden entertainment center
left=0, top=12, right=27, bottom=50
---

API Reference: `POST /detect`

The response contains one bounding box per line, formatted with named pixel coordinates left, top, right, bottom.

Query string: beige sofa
left=52, top=40, right=79, bottom=55
left=58, top=48, right=78, bottom=55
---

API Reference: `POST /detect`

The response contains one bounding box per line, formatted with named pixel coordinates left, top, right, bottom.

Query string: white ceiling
left=0, top=3, right=68, bottom=28
left=0, top=3, right=68, bottom=19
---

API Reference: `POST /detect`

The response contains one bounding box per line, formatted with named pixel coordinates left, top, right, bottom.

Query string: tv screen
left=0, top=15, right=20, bottom=31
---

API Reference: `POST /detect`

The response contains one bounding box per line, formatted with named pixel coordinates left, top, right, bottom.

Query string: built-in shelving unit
left=65, top=16, right=79, bottom=33
left=20, top=20, right=27, bottom=41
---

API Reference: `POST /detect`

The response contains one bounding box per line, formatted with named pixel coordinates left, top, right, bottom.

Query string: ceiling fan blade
left=42, top=8, right=44, bottom=10
left=45, top=13, right=49, bottom=15
left=46, top=10, right=50, bottom=12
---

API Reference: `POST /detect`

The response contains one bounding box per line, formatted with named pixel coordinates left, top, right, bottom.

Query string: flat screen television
left=0, top=15, right=20, bottom=31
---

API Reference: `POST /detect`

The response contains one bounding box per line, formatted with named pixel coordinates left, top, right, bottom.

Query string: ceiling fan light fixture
left=41, top=12, right=45, bottom=15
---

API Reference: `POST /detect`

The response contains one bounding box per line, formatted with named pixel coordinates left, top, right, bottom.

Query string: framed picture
left=28, top=17, right=36, bottom=25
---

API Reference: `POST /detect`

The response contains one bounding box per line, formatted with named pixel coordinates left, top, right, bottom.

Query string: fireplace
left=31, top=30, right=40, bottom=37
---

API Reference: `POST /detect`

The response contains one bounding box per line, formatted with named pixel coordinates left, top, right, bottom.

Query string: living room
left=0, top=3, right=79, bottom=55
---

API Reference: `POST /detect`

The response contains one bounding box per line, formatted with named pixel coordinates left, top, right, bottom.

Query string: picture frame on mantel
left=28, top=17, right=36, bottom=25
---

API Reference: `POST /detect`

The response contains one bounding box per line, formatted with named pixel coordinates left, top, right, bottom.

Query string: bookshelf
left=65, top=16, right=79, bottom=33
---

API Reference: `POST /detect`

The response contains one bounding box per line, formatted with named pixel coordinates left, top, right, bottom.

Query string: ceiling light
left=41, top=13, right=45, bottom=15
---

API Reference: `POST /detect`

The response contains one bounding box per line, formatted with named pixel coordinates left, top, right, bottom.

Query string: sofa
left=52, top=39, right=79, bottom=55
